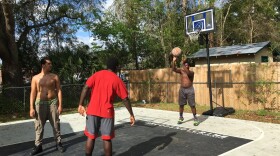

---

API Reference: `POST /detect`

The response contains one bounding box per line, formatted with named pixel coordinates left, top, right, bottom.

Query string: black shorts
left=84, top=115, right=115, bottom=140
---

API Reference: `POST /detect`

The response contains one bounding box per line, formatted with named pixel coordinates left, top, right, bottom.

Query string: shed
left=189, top=41, right=273, bottom=66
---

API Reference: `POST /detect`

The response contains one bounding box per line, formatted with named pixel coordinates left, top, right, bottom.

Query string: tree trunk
left=182, top=0, right=187, bottom=15
left=160, top=24, right=168, bottom=68
left=2, top=61, right=22, bottom=87
left=0, top=2, right=22, bottom=87
left=133, top=33, right=139, bottom=70
left=249, top=14, right=253, bottom=43
left=219, top=3, right=232, bottom=46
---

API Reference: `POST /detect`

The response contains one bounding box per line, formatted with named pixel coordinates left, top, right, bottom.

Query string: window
left=261, top=56, right=268, bottom=62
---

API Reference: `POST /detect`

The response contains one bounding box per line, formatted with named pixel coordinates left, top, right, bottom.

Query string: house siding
left=193, top=47, right=273, bottom=66
left=254, top=48, right=273, bottom=63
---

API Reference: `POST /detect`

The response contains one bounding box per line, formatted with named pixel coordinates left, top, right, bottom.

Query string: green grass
left=131, top=103, right=280, bottom=124
left=256, top=109, right=268, bottom=116
left=1, top=102, right=280, bottom=124
left=131, top=102, right=210, bottom=113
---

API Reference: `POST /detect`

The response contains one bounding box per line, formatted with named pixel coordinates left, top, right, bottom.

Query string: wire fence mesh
left=0, top=84, right=85, bottom=114
left=0, top=81, right=279, bottom=115
left=129, top=81, right=280, bottom=110
left=0, top=82, right=128, bottom=114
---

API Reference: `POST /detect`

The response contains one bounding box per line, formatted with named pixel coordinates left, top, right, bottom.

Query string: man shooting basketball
left=172, top=56, right=199, bottom=126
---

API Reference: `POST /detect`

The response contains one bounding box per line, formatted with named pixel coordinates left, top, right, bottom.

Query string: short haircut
left=40, top=57, right=51, bottom=66
left=183, top=59, right=189, bottom=65
left=106, top=57, right=119, bottom=72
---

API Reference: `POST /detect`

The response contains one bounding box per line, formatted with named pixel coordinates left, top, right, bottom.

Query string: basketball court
left=0, top=107, right=280, bottom=156
left=0, top=120, right=251, bottom=156
left=1, top=9, right=280, bottom=156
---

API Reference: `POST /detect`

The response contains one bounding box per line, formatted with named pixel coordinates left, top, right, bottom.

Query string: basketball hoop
left=188, top=29, right=201, bottom=42
left=185, top=8, right=215, bottom=43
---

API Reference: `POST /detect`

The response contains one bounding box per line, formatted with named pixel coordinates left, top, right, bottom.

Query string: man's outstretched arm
left=29, top=77, right=37, bottom=118
left=77, top=85, right=89, bottom=116
left=172, top=57, right=181, bottom=73
left=123, top=97, right=135, bottom=126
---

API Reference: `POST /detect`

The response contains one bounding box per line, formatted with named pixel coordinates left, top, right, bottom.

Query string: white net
left=188, top=29, right=201, bottom=42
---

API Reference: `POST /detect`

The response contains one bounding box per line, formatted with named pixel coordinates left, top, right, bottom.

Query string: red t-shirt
left=85, top=70, right=128, bottom=118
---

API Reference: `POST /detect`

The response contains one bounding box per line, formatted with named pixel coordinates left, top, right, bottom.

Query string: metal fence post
left=166, top=82, right=168, bottom=103
left=215, top=80, right=217, bottom=107
left=23, top=87, right=26, bottom=111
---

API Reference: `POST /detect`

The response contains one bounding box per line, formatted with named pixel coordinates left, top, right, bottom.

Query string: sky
left=0, top=0, right=223, bottom=64
left=76, top=0, right=225, bottom=46
left=76, top=0, right=113, bottom=46
left=0, top=0, right=113, bottom=64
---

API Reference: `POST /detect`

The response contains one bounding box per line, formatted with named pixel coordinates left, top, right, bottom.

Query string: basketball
left=171, top=47, right=182, bottom=57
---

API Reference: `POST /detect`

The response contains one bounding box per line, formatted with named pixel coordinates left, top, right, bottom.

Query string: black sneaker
left=56, top=142, right=65, bottom=153
left=30, top=145, right=43, bottom=155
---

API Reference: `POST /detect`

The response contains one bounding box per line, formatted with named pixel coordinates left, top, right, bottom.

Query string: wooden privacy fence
left=125, top=63, right=280, bottom=111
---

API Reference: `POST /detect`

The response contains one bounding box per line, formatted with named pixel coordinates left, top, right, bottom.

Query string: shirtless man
left=172, top=56, right=199, bottom=125
left=29, top=57, right=65, bottom=155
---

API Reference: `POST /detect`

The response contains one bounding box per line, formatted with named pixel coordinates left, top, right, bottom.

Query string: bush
left=0, top=94, right=25, bottom=114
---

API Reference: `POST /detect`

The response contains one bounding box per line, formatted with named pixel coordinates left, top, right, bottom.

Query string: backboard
left=185, top=8, right=215, bottom=35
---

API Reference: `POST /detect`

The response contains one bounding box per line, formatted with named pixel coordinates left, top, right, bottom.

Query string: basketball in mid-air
left=171, top=47, right=182, bottom=57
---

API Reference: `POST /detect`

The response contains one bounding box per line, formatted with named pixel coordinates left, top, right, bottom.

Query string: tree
left=223, top=0, right=280, bottom=44
left=216, top=2, right=232, bottom=46
left=93, top=0, right=190, bottom=69
left=48, top=43, right=102, bottom=84
left=111, top=0, right=154, bottom=69
left=0, top=0, right=104, bottom=87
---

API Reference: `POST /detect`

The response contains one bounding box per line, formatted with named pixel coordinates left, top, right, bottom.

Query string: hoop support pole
left=205, top=33, right=213, bottom=113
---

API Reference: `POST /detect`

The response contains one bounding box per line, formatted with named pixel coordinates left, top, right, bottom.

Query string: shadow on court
left=0, top=120, right=252, bottom=156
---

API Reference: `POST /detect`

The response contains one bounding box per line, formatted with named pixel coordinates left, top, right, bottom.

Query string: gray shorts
left=84, top=115, right=115, bottom=140
left=178, top=86, right=195, bottom=107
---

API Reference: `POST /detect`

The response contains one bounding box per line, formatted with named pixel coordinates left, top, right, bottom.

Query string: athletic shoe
left=29, top=145, right=43, bottom=155
left=177, top=117, right=184, bottom=124
left=193, top=118, right=200, bottom=126
left=56, top=142, right=65, bottom=153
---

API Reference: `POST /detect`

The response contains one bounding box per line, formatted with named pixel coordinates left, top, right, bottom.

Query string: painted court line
left=219, top=123, right=264, bottom=156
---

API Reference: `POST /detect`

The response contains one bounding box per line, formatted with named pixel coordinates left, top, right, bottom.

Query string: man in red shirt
left=77, top=57, right=135, bottom=156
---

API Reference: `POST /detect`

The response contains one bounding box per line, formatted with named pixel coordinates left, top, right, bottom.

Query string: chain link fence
left=0, top=82, right=128, bottom=114
left=0, top=84, right=85, bottom=114
left=1, top=81, right=279, bottom=114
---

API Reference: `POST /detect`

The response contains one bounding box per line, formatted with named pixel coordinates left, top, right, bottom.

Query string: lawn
left=0, top=103, right=280, bottom=124
left=130, top=103, right=280, bottom=124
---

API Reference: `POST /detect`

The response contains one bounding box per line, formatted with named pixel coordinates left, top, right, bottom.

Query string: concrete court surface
left=0, top=107, right=280, bottom=156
